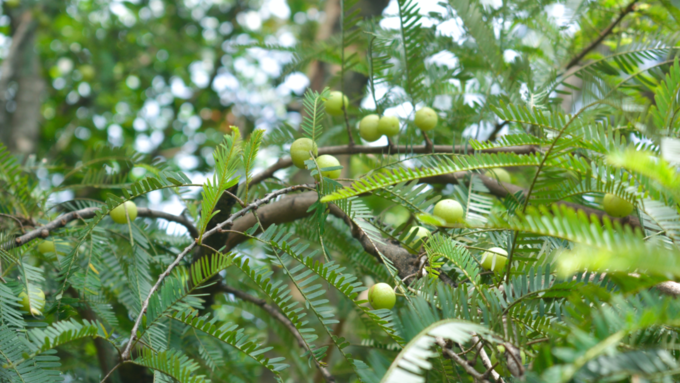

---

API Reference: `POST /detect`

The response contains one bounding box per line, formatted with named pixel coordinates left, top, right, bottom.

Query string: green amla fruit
left=378, top=116, right=400, bottom=136
left=38, top=240, right=56, bottom=254
left=433, top=199, right=464, bottom=224
left=368, top=283, right=396, bottom=310
left=485, top=168, right=511, bottom=184
left=480, top=247, right=508, bottom=273
left=407, top=226, right=431, bottom=248
left=313, top=155, right=341, bottom=180
left=325, top=91, right=348, bottom=116
left=19, top=285, right=45, bottom=316
left=603, top=193, right=634, bottom=218
left=290, top=138, right=318, bottom=169
left=414, top=107, right=438, bottom=131
left=110, top=201, right=138, bottom=224
left=359, top=114, right=382, bottom=142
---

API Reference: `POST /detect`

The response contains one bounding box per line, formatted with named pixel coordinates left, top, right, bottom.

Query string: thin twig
left=564, top=1, right=637, bottom=70
left=339, top=0, right=355, bottom=147
left=221, top=284, right=336, bottom=382
left=435, top=337, right=491, bottom=383
left=99, top=362, right=122, bottom=383
left=1, top=207, right=201, bottom=250
left=0, top=213, right=25, bottom=233
left=120, top=184, right=315, bottom=360
left=223, top=189, right=245, bottom=207
left=472, top=334, right=503, bottom=382
left=248, top=144, right=538, bottom=186
left=422, top=131, right=434, bottom=151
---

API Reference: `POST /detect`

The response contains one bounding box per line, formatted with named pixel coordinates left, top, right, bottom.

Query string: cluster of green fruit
left=406, top=196, right=511, bottom=273
left=358, top=106, right=438, bottom=142
left=326, top=89, right=439, bottom=141
left=289, top=138, right=341, bottom=180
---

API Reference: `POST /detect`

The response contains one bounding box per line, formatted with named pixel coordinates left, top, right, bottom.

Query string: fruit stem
left=422, top=131, right=433, bottom=151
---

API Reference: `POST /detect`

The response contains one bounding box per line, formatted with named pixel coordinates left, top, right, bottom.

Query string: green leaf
left=170, top=311, right=288, bottom=377
left=380, top=319, right=490, bottom=383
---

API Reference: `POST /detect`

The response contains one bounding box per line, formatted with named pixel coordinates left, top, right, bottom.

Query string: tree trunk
left=0, top=11, right=42, bottom=155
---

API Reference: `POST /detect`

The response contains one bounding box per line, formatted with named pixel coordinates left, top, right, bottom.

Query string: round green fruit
left=378, top=116, right=400, bottom=137
left=368, top=282, right=396, bottom=310
left=433, top=199, right=464, bottom=224
left=290, top=138, right=318, bottom=169
left=603, top=193, right=634, bottom=218
left=313, top=155, right=341, bottom=180
left=19, top=286, right=45, bottom=316
left=485, top=168, right=511, bottom=184
left=359, top=114, right=382, bottom=142
left=480, top=247, right=508, bottom=272
left=407, top=226, right=431, bottom=248
left=325, top=91, right=348, bottom=116
left=38, top=240, right=56, bottom=254
left=110, top=201, right=138, bottom=224
left=414, top=107, right=438, bottom=131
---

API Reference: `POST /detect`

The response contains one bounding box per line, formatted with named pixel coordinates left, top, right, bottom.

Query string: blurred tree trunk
left=0, top=10, right=43, bottom=155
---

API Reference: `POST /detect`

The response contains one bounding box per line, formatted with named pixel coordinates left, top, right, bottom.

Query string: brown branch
left=220, top=285, right=336, bottom=383
left=435, top=337, right=492, bottom=383
left=248, top=144, right=538, bottom=186
left=488, top=121, right=509, bottom=142
left=472, top=335, right=503, bottom=382
left=2, top=207, right=200, bottom=250
left=224, top=191, right=421, bottom=280
left=565, top=1, right=638, bottom=70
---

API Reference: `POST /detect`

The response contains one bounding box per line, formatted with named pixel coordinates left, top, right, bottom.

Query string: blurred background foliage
left=2, top=0, right=680, bottom=382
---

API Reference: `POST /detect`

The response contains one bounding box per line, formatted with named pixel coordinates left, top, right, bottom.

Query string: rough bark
left=0, top=11, right=41, bottom=154
left=9, top=50, right=44, bottom=154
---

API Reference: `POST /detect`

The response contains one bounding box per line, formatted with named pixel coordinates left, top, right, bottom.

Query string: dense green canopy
left=2, top=0, right=680, bottom=382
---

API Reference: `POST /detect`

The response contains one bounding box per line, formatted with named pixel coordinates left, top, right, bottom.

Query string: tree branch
left=435, top=337, right=492, bottom=383
left=487, top=121, right=509, bottom=142
left=120, top=184, right=315, bottom=360
left=472, top=334, right=502, bottom=382
left=249, top=144, right=538, bottom=186
left=564, top=1, right=637, bottom=70
left=220, top=284, right=336, bottom=383
left=222, top=191, right=424, bottom=281
left=2, top=207, right=200, bottom=250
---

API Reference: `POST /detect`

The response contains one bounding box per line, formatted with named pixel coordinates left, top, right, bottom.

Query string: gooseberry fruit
left=110, top=201, right=138, bottom=224
left=38, top=240, right=56, bottom=254
left=290, top=138, right=318, bottom=169
left=433, top=199, right=464, bottom=224
left=313, top=155, right=341, bottom=180
left=480, top=247, right=508, bottom=272
left=407, top=226, right=431, bottom=248
left=485, top=168, right=511, bottom=184
left=359, top=114, right=382, bottom=142
left=378, top=116, right=400, bottom=137
left=368, top=282, right=396, bottom=310
left=19, top=285, right=45, bottom=316
left=414, top=107, right=438, bottom=131
left=325, top=91, right=348, bottom=116
left=603, top=193, right=634, bottom=218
